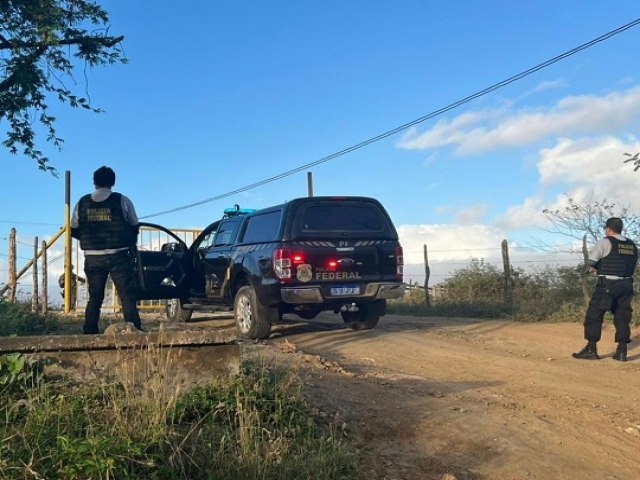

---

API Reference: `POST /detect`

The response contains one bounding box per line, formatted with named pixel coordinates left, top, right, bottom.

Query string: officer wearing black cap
left=71, top=166, right=142, bottom=333
left=573, top=217, right=638, bottom=361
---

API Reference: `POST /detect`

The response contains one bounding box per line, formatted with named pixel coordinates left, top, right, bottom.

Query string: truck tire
left=341, top=303, right=380, bottom=330
left=234, top=285, right=276, bottom=340
left=165, top=299, right=193, bottom=322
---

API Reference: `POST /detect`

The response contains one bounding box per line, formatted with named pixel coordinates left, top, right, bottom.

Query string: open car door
left=135, top=222, right=191, bottom=300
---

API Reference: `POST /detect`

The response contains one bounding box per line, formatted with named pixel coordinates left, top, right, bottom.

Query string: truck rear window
left=300, top=204, right=386, bottom=232
left=241, top=210, right=282, bottom=243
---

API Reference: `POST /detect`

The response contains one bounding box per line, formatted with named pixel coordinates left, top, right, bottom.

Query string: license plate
left=331, top=285, right=360, bottom=296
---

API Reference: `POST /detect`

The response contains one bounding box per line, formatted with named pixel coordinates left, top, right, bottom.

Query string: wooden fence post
left=581, top=235, right=590, bottom=304
left=41, top=240, right=48, bottom=315
left=8, top=228, right=16, bottom=302
left=423, top=244, right=431, bottom=306
left=32, top=236, right=38, bottom=313
left=501, top=239, right=513, bottom=309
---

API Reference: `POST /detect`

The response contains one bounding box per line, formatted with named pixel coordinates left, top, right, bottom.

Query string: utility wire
left=0, top=252, right=31, bottom=260
left=141, top=17, right=640, bottom=220
left=0, top=219, right=60, bottom=226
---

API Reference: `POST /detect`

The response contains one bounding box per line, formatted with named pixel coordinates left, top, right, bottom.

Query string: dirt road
left=251, top=314, right=640, bottom=480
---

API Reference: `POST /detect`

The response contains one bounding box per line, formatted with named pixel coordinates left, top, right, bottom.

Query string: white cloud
left=495, top=135, right=640, bottom=230
left=495, top=196, right=547, bottom=230
left=397, top=86, right=640, bottom=154
left=538, top=135, right=640, bottom=188
left=526, top=79, right=569, bottom=95
left=397, top=223, right=507, bottom=264
left=617, top=76, right=635, bottom=86
left=433, top=204, right=487, bottom=224
left=398, top=222, right=581, bottom=284
left=455, top=205, right=487, bottom=224
left=398, top=223, right=506, bottom=284
left=422, top=151, right=439, bottom=166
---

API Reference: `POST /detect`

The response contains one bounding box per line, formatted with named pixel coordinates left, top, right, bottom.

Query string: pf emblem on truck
left=296, top=264, right=313, bottom=283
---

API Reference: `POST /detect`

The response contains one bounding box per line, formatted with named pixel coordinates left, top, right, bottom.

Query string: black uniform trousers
left=83, top=250, right=141, bottom=334
left=584, top=277, right=634, bottom=343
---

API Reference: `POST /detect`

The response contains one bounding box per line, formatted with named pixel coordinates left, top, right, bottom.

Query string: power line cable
left=140, top=17, right=640, bottom=220
left=0, top=219, right=60, bottom=226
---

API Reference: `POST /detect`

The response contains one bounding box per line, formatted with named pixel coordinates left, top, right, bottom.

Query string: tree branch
left=0, top=45, right=47, bottom=92
left=0, top=35, right=124, bottom=50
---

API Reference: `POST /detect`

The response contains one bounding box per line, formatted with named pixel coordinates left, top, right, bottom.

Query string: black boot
left=612, top=342, right=627, bottom=362
left=572, top=341, right=600, bottom=360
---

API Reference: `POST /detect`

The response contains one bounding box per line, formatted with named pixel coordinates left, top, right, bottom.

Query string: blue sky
left=2, top=1, right=640, bottom=289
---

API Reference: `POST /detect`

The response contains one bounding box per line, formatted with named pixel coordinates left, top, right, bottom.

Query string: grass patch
left=0, top=299, right=62, bottom=336
left=0, top=353, right=360, bottom=480
left=388, top=299, right=509, bottom=319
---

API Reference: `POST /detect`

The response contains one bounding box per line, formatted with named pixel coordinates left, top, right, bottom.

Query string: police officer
left=573, top=217, right=638, bottom=361
left=71, top=166, right=142, bottom=334
left=58, top=265, right=85, bottom=308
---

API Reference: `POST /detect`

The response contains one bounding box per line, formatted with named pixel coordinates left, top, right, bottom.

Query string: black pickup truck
left=135, top=196, right=405, bottom=339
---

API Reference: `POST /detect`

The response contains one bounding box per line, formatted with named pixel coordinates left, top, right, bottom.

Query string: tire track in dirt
left=253, top=314, right=640, bottom=480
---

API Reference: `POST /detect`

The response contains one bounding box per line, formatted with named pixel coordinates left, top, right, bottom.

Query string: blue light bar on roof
left=224, top=207, right=256, bottom=217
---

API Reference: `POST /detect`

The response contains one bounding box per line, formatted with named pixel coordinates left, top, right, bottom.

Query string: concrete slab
left=0, top=328, right=237, bottom=353
left=0, top=327, right=241, bottom=383
left=39, top=344, right=241, bottom=385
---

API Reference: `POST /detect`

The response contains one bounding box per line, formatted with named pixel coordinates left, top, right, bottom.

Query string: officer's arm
left=586, top=238, right=610, bottom=273
left=586, top=261, right=598, bottom=274
left=70, top=202, right=80, bottom=239
left=121, top=195, right=139, bottom=225
left=121, top=195, right=140, bottom=244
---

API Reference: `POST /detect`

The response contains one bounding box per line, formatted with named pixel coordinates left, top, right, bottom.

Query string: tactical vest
left=597, top=237, right=638, bottom=277
left=77, top=192, right=132, bottom=250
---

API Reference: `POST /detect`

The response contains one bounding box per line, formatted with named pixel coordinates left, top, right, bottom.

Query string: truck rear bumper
left=280, top=282, right=405, bottom=304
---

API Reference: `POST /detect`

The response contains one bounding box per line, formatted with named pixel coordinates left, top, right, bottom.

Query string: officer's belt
left=597, top=275, right=633, bottom=285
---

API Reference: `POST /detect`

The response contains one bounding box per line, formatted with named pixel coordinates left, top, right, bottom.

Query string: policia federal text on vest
left=75, top=192, right=137, bottom=250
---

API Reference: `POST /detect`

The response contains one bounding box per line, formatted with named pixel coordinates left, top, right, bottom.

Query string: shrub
left=0, top=355, right=360, bottom=480
left=0, top=299, right=61, bottom=336
left=393, top=258, right=640, bottom=326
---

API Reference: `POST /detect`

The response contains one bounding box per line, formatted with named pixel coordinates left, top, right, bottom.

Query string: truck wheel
left=234, top=285, right=275, bottom=340
left=165, top=299, right=193, bottom=322
left=341, top=304, right=380, bottom=330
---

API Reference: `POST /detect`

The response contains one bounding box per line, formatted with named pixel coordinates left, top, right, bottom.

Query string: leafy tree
left=0, top=0, right=125, bottom=173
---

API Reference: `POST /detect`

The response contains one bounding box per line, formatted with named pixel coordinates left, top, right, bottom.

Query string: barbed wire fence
left=0, top=226, right=201, bottom=312
left=402, top=237, right=592, bottom=307
left=2, top=229, right=595, bottom=311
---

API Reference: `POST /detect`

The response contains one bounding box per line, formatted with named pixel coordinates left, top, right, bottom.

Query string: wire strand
left=140, top=17, right=640, bottom=220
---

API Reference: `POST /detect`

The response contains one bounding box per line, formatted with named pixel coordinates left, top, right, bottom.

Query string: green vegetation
left=391, top=258, right=640, bottom=326
left=1, top=0, right=126, bottom=172
left=0, top=353, right=359, bottom=480
left=0, top=298, right=61, bottom=336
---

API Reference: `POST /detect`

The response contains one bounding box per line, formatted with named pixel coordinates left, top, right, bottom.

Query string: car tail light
left=395, top=246, right=404, bottom=278
left=273, top=248, right=292, bottom=281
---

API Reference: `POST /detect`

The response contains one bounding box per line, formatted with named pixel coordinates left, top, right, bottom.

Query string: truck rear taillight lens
left=273, top=248, right=292, bottom=280
left=395, top=246, right=404, bottom=278
left=274, top=249, right=307, bottom=280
